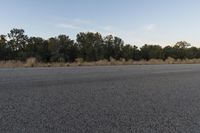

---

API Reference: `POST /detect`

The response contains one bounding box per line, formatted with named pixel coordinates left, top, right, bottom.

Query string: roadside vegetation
left=1, top=28, right=200, bottom=67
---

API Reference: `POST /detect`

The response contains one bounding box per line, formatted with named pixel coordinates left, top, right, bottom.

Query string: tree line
left=0, top=28, right=200, bottom=62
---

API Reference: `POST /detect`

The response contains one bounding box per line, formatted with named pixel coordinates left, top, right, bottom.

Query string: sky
left=1, top=0, right=200, bottom=47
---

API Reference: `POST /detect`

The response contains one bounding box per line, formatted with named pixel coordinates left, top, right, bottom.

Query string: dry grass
left=0, top=60, right=24, bottom=68
left=165, top=57, right=175, bottom=64
left=95, top=59, right=110, bottom=66
left=75, top=58, right=84, bottom=66
left=1, top=57, right=200, bottom=68
left=25, top=58, right=37, bottom=67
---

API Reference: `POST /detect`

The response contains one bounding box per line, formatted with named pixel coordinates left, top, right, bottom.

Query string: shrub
left=148, top=59, right=164, bottom=64
left=25, top=57, right=37, bottom=67
left=95, top=59, right=110, bottom=66
left=75, top=58, right=84, bottom=66
left=165, top=57, right=175, bottom=64
left=110, top=57, right=116, bottom=65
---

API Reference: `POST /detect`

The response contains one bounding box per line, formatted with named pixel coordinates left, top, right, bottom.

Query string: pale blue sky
left=1, top=0, right=200, bottom=46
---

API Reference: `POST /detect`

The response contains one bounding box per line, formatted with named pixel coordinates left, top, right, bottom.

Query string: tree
left=2, top=28, right=200, bottom=63
left=0, top=35, right=7, bottom=60
left=103, top=35, right=115, bottom=60
left=186, top=47, right=200, bottom=59
left=57, top=35, right=78, bottom=62
left=122, top=44, right=133, bottom=60
left=104, top=35, right=124, bottom=60
left=132, top=45, right=141, bottom=60
left=113, top=37, right=124, bottom=60
left=0, top=35, right=6, bottom=44
left=26, top=37, right=50, bottom=62
left=48, top=37, right=59, bottom=62
left=140, top=44, right=163, bottom=60
left=175, top=41, right=191, bottom=49
left=47, top=35, right=78, bottom=62
left=163, top=46, right=175, bottom=60
left=173, top=41, right=191, bottom=60
left=77, top=32, right=104, bottom=61
left=122, top=45, right=141, bottom=61
left=7, top=29, right=28, bottom=60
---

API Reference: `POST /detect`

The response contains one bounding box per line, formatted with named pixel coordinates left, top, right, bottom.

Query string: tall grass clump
left=25, top=57, right=37, bottom=67
left=75, top=58, right=84, bottom=66
left=165, top=57, right=175, bottom=64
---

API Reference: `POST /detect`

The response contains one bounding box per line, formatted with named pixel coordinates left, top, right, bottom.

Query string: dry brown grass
left=0, top=60, right=24, bottom=68
left=75, top=58, right=84, bottom=66
left=25, top=58, right=37, bottom=67
left=95, top=59, right=110, bottom=66
left=148, top=59, right=165, bottom=64
left=165, top=57, right=175, bottom=64
left=1, top=57, right=200, bottom=68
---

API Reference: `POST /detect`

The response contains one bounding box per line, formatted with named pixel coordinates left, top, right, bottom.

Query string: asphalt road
left=1, top=64, right=200, bottom=133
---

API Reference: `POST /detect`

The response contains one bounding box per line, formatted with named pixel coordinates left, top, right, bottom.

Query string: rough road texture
left=1, top=64, right=200, bottom=133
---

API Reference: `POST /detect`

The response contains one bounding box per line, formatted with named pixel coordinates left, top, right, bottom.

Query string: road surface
left=1, top=64, right=200, bottom=132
